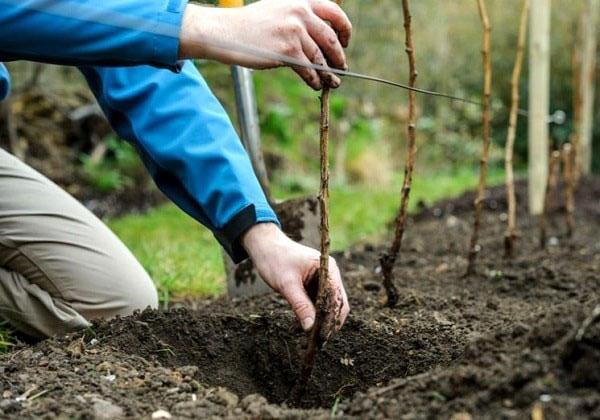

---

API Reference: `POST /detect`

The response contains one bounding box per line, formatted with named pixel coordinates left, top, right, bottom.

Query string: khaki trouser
left=0, top=148, right=158, bottom=338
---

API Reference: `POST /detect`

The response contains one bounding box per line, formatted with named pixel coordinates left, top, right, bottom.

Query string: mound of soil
left=0, top=177, right=598, bottom=419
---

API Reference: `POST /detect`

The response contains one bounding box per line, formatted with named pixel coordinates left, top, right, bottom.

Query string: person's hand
left=180, top=0, right=352, bottom=90
left=242, top=223, right=349, bottom=335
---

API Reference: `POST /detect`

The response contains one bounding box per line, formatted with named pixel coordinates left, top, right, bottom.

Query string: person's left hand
left=242, top=222, right=349, bottom=335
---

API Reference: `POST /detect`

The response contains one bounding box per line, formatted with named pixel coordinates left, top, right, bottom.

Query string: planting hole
left=93, top=307, right=463, bottom=408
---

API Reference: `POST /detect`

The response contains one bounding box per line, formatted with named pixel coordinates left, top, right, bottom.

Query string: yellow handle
left=218, top=0, right=244, bottom=7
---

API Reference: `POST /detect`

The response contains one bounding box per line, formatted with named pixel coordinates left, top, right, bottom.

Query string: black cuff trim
left=214, top=204, right=257, bottom=264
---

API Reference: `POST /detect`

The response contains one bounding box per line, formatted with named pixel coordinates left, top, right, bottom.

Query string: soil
left=0, top=177, right=599, bottom=419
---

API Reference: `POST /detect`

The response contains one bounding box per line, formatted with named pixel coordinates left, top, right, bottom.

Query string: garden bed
left=0, top=177, right=598, bottom=419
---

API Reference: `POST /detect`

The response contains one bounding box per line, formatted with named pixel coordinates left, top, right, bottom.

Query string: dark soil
left=0, top=177, right=598, bottom=419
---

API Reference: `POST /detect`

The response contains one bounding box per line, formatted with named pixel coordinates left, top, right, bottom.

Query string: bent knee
left=70, top=264, right=159, bottom=322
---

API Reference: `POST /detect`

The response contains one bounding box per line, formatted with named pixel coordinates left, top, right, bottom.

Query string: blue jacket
left=0, top=0, right=279, bottom=263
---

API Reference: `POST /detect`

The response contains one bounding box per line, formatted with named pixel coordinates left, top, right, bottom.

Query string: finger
left=305, top=15, right=347, bottom=70
left=279, top=276, right=317, bottom=331
left=308, top=0, right=353, bottom=48
left=292, top=65, right=322, bottom=90
left=289, top=36, right=322, bottom=90
left=328, top=258, right=350, bottom=332
left=300, top=35, right=340, bottom=89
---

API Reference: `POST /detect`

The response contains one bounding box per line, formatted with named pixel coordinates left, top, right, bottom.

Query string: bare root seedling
left=380, top=0, right=418, bottom=308
left=504, top=0, right=529, bottom=259
left=466, top=0, right=492, bottom=276
left=295, top=0, right=342, bottom=401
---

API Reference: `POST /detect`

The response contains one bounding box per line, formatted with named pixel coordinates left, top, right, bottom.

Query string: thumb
left=279, top=279, right=317, bottom=331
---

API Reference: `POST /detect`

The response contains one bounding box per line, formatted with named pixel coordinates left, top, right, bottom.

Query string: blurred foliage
left=198, top=0, right=595, bottom=181
left=6, top=0, right=596, bottom=181
left=80, top=137, right=142, bottom=193
left=0, top=320, right=13, bottom=352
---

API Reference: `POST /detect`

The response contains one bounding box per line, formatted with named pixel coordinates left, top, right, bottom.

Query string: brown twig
left=380, top=0, right=418, bottom=308
left=504, top=0, right=529, bottom=259
left=539, top=150, right=561, bottom=249
left=562, top=143, right=575, bottom=238
left=295, top=0, right=342, bottom=400
left=466, top=0, right=492, bottom=276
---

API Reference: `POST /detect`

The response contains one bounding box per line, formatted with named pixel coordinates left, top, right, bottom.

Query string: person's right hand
left=180, top=0, right=353, bottom=90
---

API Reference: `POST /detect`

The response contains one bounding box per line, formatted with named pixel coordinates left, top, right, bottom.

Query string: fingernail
left=301, top=317, right=314, bottom=331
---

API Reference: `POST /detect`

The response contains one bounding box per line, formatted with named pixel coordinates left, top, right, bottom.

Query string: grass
left=0, top=321, right=14, bottom=352
left=108, top=167, right=507, bottom=303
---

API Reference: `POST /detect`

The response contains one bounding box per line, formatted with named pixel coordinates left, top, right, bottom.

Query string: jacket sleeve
left=0, top=64, right=10, bottom=101
left=0, top=0, right=187, bottom=70
left=79, top=62, right=279, bottom=263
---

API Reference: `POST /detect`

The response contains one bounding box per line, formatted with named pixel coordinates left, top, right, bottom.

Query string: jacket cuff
left=153, top=0, right=189, bottom=71
left=214, top=204, right=281, bottom=264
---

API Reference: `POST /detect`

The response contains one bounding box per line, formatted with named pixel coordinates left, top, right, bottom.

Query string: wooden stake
left=579, top=0, right=599, bottom=175
left=380, top=0, right=418, bottom=308
left=296, top=0, right=342, bottom=400
left=504, top=0, right=529, bottom=258
left=466, top=0, right=492, bottom=276
left=539, top=150, right=561, bottom=249
left=562, top=143, right=575, bottom=237
left=572, top=17, right=584, bottom=183
left=528, top=0, right=551, bottom=215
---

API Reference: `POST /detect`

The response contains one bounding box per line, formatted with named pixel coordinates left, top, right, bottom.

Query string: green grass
left=107, top=167, right=507, bottom=303
left=0, top=321, right=14, bottom=352
left=107, top=205, right=225, bottom=303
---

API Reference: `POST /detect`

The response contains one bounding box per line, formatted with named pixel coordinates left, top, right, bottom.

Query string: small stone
left=540, top=394, right=552, bottom=403
left=96, top=361, right=114, bottom=372
left=548, top=237, right=559, bottom=247
left=241, top=394, right=267, bottom=415
left=151, top=409, right=172, bottom=419
left=446, top=215, right=459, bottom=228
left=211, top=388, right=239, bottom=407
left=435, top=263, right=450, bottom=274
left=179, top=366, right=199, bottom=378
left=92, top=398, right=124, bottom=419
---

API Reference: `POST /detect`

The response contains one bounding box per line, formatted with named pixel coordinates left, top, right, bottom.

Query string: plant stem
left=562, top=143, right=575, bottom=238
left=296, top=0, right=342, bottom=401
left=466, top=0, right=492, bottom=276
left=380, top=0, right=418, bottom=308
left=504, top=0, right=529, bottom=258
